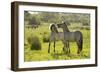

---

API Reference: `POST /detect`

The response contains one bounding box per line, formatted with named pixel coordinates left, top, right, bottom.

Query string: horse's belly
left=69, top=33, right=76, bottom=41
left=65, top=33, right=75, bottom=42
left=69, top=37, right=75, bottom=42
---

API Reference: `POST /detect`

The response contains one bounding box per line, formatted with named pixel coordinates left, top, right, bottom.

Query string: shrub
left=29, top=16, right=41, bottom=25
left=27, top=36, right=41, bottom=50
left=43, top=34, right=49, bottom=42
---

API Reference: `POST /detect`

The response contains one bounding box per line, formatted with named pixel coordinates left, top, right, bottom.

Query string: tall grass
left=24, top=23, right=90, bottom=62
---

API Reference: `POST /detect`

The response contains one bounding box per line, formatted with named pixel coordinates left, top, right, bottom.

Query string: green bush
left=27, top=36, right=41, bottom=50
left=43, top=34, right=49, bottom=42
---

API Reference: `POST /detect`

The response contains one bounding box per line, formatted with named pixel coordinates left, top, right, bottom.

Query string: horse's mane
left=49, top=23, right=56, bottom=30
left=49, top=23, right=54, bottom=30
left=49, top=23, right=58, bottom=33
left=62, top=21, right=70, bottom=32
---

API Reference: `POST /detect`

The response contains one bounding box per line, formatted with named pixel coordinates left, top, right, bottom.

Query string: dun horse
left=57, top=21, right=83, bottom=54
left=48, top=23, right=69, bottom=53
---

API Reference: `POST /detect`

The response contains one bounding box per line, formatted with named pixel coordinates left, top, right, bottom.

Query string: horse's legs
left=53, top=41, right=56, bottom=52
left=62, top=41, right=70, bottom=54
left=65, top=42, right=69, bottom=54
left=48, top=41, right=51, bottom=53
left=67, top=42, right=70, bottom=54
left=63, top=47, right=65, bottom=52
left=65, top=43, right=67, bottom=54
left=62, top=41, right=65, bottom=52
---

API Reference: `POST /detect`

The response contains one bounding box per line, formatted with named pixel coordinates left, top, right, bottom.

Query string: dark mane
left=50, top=24, right=58, bottom=33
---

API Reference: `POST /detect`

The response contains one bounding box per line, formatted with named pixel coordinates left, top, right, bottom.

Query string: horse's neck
left=63, top=26, right=70, bottom=33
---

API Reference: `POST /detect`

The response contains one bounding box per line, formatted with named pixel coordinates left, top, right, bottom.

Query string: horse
left=57, top=21, right=83, bottom=54
left=48, top=23, right=69, bottom=53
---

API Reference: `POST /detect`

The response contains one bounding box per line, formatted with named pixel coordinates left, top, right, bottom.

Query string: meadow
left=24, top=23, right=90, bottom=62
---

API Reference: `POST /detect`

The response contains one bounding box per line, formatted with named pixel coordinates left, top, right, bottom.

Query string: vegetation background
left=24, top=11, right=90, bottom=62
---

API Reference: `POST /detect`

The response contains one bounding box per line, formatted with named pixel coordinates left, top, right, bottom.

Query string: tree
left=24, top=11, right=30, bottom=21
left=29, top=16, right=41, bottom=25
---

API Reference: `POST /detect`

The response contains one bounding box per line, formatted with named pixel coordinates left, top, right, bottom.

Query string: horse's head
left=57, top=21, right=70, bottom=31
left=57, top=21, right=66, bottom=28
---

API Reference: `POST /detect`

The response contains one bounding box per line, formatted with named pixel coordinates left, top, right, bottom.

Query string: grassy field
left=24, top=23, right=90, bottom=62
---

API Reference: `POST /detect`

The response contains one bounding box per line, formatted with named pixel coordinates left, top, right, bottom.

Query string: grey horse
left=57, top=21, right=83, bottom=54
left=48, top=23, right=69, bottom=53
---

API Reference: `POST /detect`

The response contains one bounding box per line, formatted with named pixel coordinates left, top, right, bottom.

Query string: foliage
left=29, top=16, right=41, bottom=25
left=27, top=35, right=41, bottom=50
left=24, top=11, right=41, bottom=26
left=24, top=11, right=90, bottom=61
left=24, top=11, right=90, bottom=26
left=24, top=23, right=90, bottom=61
left=24, top=11, right=30, bottom=21
left=42, top=34, right=49, bottom=42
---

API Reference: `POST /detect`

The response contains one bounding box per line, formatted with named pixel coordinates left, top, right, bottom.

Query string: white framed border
left=18, top=5, right=96, bottom=68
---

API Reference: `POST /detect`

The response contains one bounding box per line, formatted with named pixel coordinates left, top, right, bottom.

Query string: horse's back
left=74, top=31, right=83, bottom=38
left=64, top=31, right=82, bottom=42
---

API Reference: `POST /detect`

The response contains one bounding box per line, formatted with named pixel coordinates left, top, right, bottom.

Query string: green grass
left=24, top=23, right=90, bottom=62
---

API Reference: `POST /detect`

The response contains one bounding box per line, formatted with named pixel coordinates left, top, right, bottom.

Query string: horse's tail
left=79, top=33, right=83, bottom=52
left=75, top=31, right=83, bottom=54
